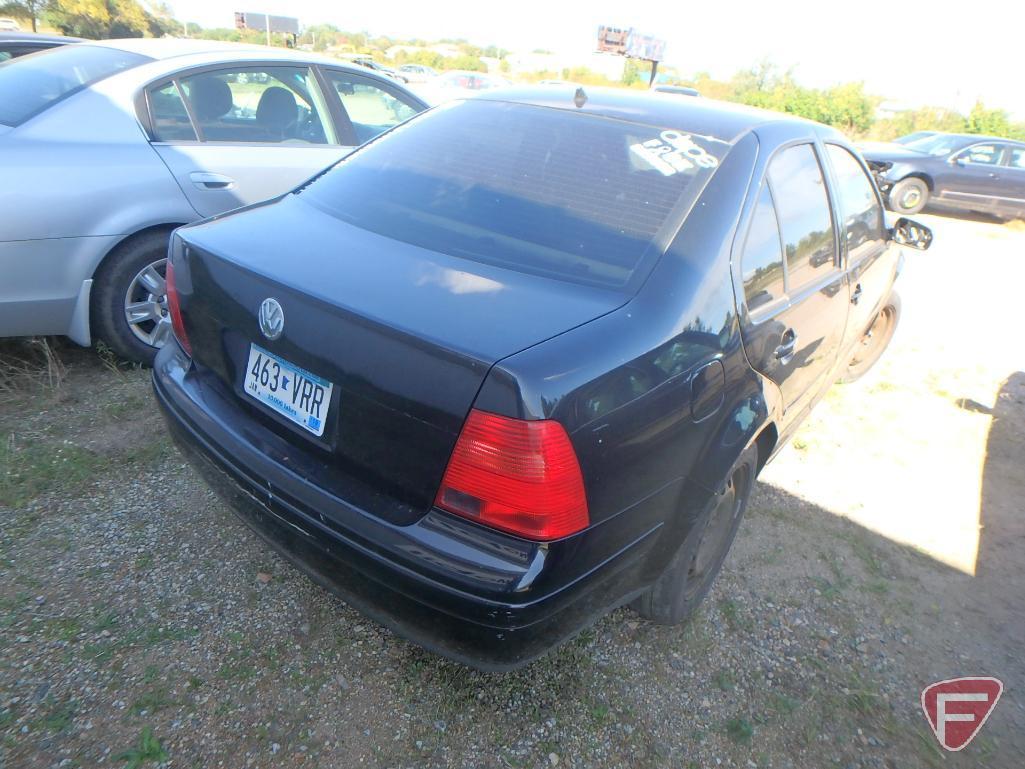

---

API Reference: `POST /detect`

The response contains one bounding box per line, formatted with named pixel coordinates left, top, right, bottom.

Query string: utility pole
left=265, top=14, right=271, bottom=46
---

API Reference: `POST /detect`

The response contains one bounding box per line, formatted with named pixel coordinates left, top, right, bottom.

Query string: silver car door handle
left=189, top=172, right=236, bottom=190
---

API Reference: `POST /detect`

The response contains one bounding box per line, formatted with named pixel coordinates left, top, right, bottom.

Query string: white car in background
left=0, top=38, right=427, bottom=362
left=416, top=69, right=511, bottom=104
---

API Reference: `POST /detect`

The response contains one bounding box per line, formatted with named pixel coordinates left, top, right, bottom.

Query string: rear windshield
left=300, top=99, right=729, bottom=290
left=0, top=44, right=150, bottom=126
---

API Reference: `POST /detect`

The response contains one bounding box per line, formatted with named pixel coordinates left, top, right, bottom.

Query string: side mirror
left=891, top=217, right=933, bottom=250
left=950, top=154, right=966, bottom=166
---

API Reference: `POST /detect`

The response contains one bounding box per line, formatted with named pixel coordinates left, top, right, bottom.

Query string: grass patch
left=768, top=692, right=800, bottom=716
left=131, top=688, right=174, bottom=715
left=0, top=436, right=107, bottom=507
left=0, top=338, right=66, bottom=396
left=714, top=669, right=735, bottom=692
left=724, top=716, right=753, bottom=744
left=134, top=554, right=155, bottom=571
left=842, top=531, right=889, bottom=578
left=116, top=726, right=169, bottom=768
left=717, top=599, right=752, bottom=632
left=43, top=616, right=83, bottom=642
left=33, top=699, right=76, bottom=733
left=93, top=610, right=119, bottom=632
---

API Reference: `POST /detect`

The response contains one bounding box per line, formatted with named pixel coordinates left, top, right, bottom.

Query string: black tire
left=838, top=291, right=901, bottom=384
left=632, top=445, right=757, bottom=625
left=91, top=230, right=173, bottom=365
left=887, top=178, right=929, bottom=215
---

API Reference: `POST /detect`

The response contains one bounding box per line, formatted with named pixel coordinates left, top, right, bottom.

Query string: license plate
left=243, top=344, right=333, bottom=437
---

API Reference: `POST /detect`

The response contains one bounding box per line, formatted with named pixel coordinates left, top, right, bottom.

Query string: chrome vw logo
left=258, top=298, right=284, bottom=340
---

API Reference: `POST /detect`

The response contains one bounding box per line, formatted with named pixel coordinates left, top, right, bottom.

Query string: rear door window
left=300, top=99, right=730, bottom=290
left=174, top=67, right=331, bottom=144
left=741, top=184, right=785, bottom=313
left=148, top=81, right=197, bottom=141
left=767, top=144, right=837, bottom=292
left=0, top=44, right=150, bottom=126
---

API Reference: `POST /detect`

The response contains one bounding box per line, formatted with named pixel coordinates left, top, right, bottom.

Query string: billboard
left=596, top=25, right=666, bottom=62
left=234, top=12, right=299, bottom=34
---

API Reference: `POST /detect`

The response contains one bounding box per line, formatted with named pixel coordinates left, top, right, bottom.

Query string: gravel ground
left=1, top=213, right=1023, bottom=769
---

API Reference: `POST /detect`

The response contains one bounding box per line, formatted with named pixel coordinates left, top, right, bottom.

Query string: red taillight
left=165, top=259, right=192, bottom=357
left=434, top=409, right=589, bottom=540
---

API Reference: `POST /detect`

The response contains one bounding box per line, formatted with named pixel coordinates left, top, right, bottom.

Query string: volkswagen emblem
left=258, top=298, right=284, bottom=341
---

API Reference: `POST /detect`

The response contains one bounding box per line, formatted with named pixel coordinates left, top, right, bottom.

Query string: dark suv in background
left=861, top=132, right=1025, bottom=219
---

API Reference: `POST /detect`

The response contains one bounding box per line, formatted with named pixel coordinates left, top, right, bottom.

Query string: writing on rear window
left=630, top=131, right=720, bottom=177
left=300, top=101, right=731, bottom=290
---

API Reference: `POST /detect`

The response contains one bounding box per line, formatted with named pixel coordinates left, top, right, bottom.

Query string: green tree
left=0, top=0, right=50, bottom=32
left=47, top=0, right=152, bottom=38
left=446, top=53, right=486, bottom=72
left=966, top=101, right=1011, bottom=137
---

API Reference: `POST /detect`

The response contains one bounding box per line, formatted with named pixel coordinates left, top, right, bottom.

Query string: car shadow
left=919, top=205, right=1011, bottom=226
left=374, top=376, right=1025, bottom=761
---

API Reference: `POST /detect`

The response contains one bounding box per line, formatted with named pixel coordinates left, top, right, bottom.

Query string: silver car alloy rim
left=124, top=257, right=172, bottom=348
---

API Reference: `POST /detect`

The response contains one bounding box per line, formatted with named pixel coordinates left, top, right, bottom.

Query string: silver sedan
left=0, top=38, right=426, bottom=361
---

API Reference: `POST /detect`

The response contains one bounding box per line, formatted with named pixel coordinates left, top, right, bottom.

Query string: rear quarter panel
left=476, top=132, right=775, bottom=572
left=0, top=83, right=196, bottom=244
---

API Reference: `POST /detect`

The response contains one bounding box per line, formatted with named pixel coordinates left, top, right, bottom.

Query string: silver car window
left=176, top=67, right=330, bottom=145
left=0, top=44, right=149, bottom=126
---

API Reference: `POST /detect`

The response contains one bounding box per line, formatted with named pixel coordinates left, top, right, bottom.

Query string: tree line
left=2, top=0, right=1021, bottom=142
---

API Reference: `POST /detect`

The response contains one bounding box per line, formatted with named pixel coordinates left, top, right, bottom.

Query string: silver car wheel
left=900, top=187, right=922, bottom=209
left=124, top=257, right=172, bottom=348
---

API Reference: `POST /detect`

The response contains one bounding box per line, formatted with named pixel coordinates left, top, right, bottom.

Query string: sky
left=167, top=0, right=1024, bottom=119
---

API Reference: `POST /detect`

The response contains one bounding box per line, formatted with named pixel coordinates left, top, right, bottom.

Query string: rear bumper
left=152, top=342, right=660, bottom=670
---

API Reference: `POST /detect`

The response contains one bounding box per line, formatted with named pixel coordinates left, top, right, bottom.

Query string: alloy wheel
left=123, top=257, right=172, bottom=348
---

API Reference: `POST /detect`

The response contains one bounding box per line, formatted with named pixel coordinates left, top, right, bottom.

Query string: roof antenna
left=573, top=87, right=588, bottom=109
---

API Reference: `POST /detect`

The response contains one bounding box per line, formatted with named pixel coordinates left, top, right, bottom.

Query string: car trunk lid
left=176, top=195, right=627, bottom=523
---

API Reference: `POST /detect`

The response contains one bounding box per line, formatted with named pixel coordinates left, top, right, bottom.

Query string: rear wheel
left=632, top=446, right=757, bottom=625
left=888, top=178, right=928, bottom=215
left=839, top=291, right=901, bottom=384
left=91, top=230, right=174, bottom=365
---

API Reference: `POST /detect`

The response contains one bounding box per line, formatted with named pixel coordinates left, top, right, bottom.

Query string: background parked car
left=0, top=30, right=81, bottom=61
left=154, top=87, right=930, bottom=668
left=652, top=84, right=700, bottom=97
left=338, top=53, right=409, bottom=83
left=0, top=38, right=427, bottom=363
left=0, top=17, right=20, bottom=31
left=397, top=63, right=435, bottom=83
left=416, top=69, right=510, bottom=104
left=892, top=130, right=936, bottom=145
left=862, top=132, right=1025, bottom=218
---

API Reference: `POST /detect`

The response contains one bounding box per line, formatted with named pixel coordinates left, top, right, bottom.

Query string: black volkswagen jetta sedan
left=154, top=88, right=932, bottom=670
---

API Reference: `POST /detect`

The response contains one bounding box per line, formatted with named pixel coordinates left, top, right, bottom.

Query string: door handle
left=774, top=328, right=798, bottom=366
left=851, top=283, right=863, bottom=305
left=189, top=172, right=236, bottom=190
